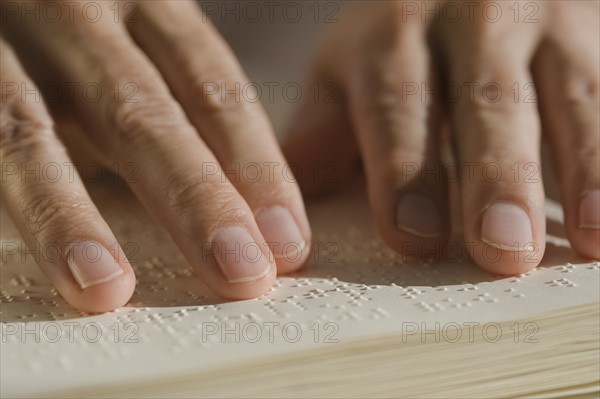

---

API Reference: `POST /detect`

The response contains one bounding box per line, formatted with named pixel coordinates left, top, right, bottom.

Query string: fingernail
left=579, top=189, right=600, bottom=229
left=396, top=194, right=442, bottom=238
left=256, top=206, right=306, bottom=262
left=212, top=226, right=271, bottom=284
left=67, top=241, right=124, bottom=289
left=481, top=202, right=533, bottom=251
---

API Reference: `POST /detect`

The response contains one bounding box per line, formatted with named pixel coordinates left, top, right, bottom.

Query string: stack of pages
left=1, top=179, right=598, bottom=398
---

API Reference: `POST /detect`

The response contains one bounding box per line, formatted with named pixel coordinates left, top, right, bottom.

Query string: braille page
left=1, top=179, right=599, bottom=398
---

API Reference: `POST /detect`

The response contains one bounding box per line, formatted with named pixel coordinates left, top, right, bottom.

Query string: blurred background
left=206, top=1, right=348, bottom=134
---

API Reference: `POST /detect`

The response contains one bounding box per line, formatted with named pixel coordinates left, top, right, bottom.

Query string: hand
left=284, top=1, right=599, bottom=274
left=1, top=1, right=311, bottom=312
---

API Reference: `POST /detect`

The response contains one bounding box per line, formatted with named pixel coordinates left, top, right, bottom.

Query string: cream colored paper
left=1, top=179, right=598, bottom=398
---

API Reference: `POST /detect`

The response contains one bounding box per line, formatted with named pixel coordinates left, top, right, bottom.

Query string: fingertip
left=566, top=189, right=600, bottom=259
left=468, top=200, right=545, bottom=275
left=373, top=189, right=450, bottom=263
left=210, top=262, right=277, bottom=301
left=191, top=228, right=279, bottom=301
left=395, top=193, right=445, bottom=239
left=471, top=243, right=543, bottom=276
left=273, top=241, right=312, bottom=275
left=68, top=269, right=136, bottom=313
left=57, top=259, right=136, bottom=314
left=255, top=204, right=312, bottom=275
left=567, top=228, right=600, bottom=260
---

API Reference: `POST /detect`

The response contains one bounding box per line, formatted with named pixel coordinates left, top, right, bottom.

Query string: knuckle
left=21, top=190, right=91, bottom=242
left=565, top=77, right=600, bottom=109
left=0, top=110, right=56, bottom=161
left=189, top=73, right=253, bottom=116
left=163, top=172, right=245, bottom=222
left=460, top=92, right=519, bottom=114
left=365, top=92, right=426, bottom=128
left=164, top=175, right=208, bottom=217
left=360, top=65, right=401, bottom=104
left=358, top=65, right=428, bottom=120
left=208, top=200, right=250, bottom=226
left=454, top=71, right=523, bottom=114
left=109, top=94, right=188, bottom=146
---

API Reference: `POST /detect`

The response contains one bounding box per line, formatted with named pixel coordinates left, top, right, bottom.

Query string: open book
left=1, top=178, right=598, bottom=398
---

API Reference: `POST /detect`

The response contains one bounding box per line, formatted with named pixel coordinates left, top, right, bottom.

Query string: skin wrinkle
left=285, top=1, right=592, bottom=275
left=1, top=1, right=598, bottom=312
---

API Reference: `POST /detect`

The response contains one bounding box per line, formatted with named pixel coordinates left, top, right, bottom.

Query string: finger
left=0, top=40, right=135, bottom=313
left=340, top=6, right=449, bottom=257
left=125, top=1, right=311, bottom=273
left=532, top=1, right=600, bottom=259
left=282, top=69, right=359, bottom=197
left=6, top=3, right=277, bottom=299
left=442, top=9, right=546, bottom=274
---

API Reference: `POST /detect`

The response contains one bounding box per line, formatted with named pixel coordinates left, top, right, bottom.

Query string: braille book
left=1, top=178, right=598, bottom=398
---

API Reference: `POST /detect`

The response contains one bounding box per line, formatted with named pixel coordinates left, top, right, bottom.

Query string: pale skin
left=285, top=1, right=599, bottom=272
left=1, top=1, right=598, bottom=313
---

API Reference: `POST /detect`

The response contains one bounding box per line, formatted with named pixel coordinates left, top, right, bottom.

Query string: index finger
left=125, top=0, right=312, bottom=273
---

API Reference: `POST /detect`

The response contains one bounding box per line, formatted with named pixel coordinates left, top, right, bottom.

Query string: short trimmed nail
left=67, top=241, right=124, bottom=289
left=212, top=226, right=271, bottom=284
left=481, top=202, right=533, bottom=251
left=396, top=194, right=442, bottom=238
left=256, top=206, right=306, bottom=262
left=579, top=189, right=600, bottom=229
